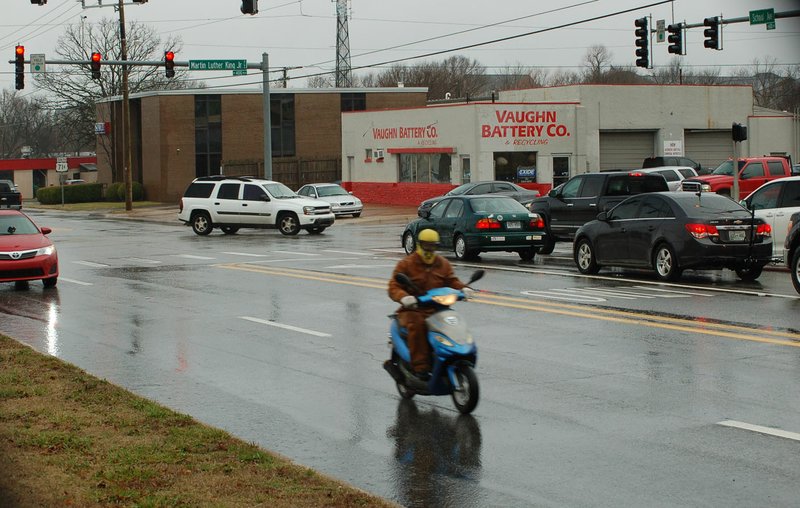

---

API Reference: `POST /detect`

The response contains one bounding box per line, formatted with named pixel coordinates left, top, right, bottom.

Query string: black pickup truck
left=529, top=171, right=669, bottom=253
left=0, top=181, right=22, bottom=209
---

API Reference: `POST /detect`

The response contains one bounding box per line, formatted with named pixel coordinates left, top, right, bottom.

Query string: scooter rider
left=388, top=229, right=475, bottom=381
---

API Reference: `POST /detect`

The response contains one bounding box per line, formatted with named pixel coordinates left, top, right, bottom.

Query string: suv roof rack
left=195, top=175, right=257, bottom=182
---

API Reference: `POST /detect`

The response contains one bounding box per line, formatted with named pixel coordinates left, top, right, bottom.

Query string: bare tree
left=0, top=91, right=57, bottom=158
left=32, top=18, right=201, bottom=169
left=582, top=45, right=612, bottom=83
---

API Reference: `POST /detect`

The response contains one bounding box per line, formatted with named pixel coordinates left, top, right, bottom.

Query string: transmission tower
left=333, top=0, right=352, bottom=87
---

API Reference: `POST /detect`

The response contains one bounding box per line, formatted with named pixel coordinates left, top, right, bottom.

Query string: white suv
left=178, top=176, right=335, bottom=236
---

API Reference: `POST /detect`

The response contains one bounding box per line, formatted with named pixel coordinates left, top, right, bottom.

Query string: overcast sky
left=2, top=0, right=798, bottom=93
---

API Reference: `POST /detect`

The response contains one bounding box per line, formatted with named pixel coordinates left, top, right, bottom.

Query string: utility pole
left=118, top=0, right=133, bottom=211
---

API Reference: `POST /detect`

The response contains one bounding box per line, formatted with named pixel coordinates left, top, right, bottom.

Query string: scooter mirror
left=467, top=270, right=485, bottom=285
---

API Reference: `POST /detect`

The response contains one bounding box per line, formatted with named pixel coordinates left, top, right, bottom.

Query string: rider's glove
left=462, top=287, right=475, bottom=300
left=400, top=295, right=418, bottom=309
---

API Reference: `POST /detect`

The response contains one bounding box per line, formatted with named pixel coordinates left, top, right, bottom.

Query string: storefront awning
left=386, top=147, right=455, bottom=154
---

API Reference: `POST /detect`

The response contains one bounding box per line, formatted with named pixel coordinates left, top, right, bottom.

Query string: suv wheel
left=221, top=226, right=239, bottom=235
left=278, top=213, right=300, bottom=235
left=735, top=263, right=764, bottom=282
left=191, top=212, right=213, bottom=235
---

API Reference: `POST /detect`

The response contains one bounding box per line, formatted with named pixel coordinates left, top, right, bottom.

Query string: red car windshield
left=1, top=215, right=39, bottom=235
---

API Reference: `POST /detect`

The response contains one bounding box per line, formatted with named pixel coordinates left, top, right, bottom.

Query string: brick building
left=96, top=88, right=428, bottom=203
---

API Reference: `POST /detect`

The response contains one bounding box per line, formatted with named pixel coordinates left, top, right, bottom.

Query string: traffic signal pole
left=262, top=53, right=272, bottom=180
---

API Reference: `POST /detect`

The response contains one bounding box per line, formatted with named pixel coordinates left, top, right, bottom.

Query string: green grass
left=0, top=334, right=397, bottom=507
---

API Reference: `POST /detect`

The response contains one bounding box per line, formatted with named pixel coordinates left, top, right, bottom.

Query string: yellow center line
left=217, top=263, right=800, bottom=348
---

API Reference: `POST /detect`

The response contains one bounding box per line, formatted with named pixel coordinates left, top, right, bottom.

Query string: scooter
left=383, top=270, right=484, bottom=414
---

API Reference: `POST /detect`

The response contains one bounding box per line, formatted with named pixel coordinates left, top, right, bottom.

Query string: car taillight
left=529, top=216, right=545, bottom=229
left=757, top=223, right=771, bottom=237
left=475, top=218, right=501, bottom=229
left=179, top=198, right=184, bottom=213
left=685, top=223, right=719, bottom=239
left=628, top=172, right=643, bottom=177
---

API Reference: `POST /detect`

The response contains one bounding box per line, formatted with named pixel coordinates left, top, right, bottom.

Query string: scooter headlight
left=432, top=333, right=454, bottom=347
left=431, top=294, right=458, bottom=306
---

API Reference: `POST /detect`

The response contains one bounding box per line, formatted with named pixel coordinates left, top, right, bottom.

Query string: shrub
left=105, top=182, right=144, bottom=202
left=37, top=183, right=103, bottom=204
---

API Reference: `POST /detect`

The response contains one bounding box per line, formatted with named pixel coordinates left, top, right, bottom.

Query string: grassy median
left=0, top=334, right=395, bottom=507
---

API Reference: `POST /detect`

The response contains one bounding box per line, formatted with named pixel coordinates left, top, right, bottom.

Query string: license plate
left=490, top=236, right=504, bottom=242
left=729, top=230, right=746, bottom=241
left=505, top=221, right=521, bottom=229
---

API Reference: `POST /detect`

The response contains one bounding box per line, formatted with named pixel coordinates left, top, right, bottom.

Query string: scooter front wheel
left=396, top=382, right=416, bottom=399
left=451, top=364, right=479, bottom=414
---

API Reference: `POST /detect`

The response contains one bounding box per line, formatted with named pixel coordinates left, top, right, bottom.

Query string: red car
left=0, top=210, right=58, bottom=289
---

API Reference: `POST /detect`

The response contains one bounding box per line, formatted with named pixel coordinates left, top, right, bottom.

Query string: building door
left=552, top=155, right=570, bottom=188
left=599, top=131, right=654, bottom=170
left=460, top=155, right=471, bottom=184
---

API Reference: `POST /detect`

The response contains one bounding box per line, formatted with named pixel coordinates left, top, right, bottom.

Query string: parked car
left=296, top=183, right=363, bottom=217
left=638, top=166, right=698, bottom=191
left=643, top=156, right=703, bottom=174
left=402, top=195, right=547, bottom=261
left=573, top=192, right=773, bottom=282
left=785, top=211, right=800, bottom=294
left=0, top=180, right=22, bottom=210
left=178, top=176, right=335, bottom=236
left=417, top=181, right=540, bottom=214
left=739, top=176, right=800, bottom=260
left=63, top=179, right=86, bottom=185
left=792, top=164, right=800, bottom=176
left=0, top=209, right=58, bottom=289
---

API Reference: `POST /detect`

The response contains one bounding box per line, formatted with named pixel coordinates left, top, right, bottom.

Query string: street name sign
left=749, top=8, right=776, bottom=29
left=189, top=59, right=247, bottom=72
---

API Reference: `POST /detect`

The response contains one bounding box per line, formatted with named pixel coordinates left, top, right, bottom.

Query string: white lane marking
left=323, top=249, right=373, bottom=256
left=717, top=420, right=800, bottom=442
left=59, top=277, right=93, bottom=286
left=271, top=250, right=319, bottom=256
left=632, top=286, right=712, bottom=297
left=239, top=316, right=331, bottom=337
left=520, top=290, right=606, bottom=302
left=222, top=252, right=269, bottom=257
left=325, top=264, right=396, bottom=269
left=73, top=260, right=110, bottom=268
left=176, top=254, right=215, bottom=260
left=126, top=257, right=162, bottom=264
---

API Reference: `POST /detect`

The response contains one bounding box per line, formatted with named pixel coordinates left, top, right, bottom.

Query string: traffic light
left=90, top=52, right=101, bottom=79
left=704, top=16, right=720, bottom=50
left=30, top=1, right=47, bottom=5
left=241, top=0, right=258, bottom=15
left=732, top=123, right=747, bottom=142
left=165, top=51, right=175, bottom=78
left=667, top=23, right=683, bottom=55
left=634, top=17, right=649, bottom=68
left=15, top=45, right=24, bottom=90
left=132, top=0, right=149, bottom=3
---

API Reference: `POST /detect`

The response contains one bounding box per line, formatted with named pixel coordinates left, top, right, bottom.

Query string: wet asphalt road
left=1, top=209, right=799, bottom=507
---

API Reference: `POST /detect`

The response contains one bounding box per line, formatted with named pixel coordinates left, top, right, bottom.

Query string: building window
left=195, top=95, right=222, bottom=178
left=341, top=93, right=366, bottom=112
left=399, top=153, right=452, bottom=183
left=271, top=94, right=295, bottom=157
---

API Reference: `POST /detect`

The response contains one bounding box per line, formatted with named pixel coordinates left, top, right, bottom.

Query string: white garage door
left=685, top=130, right=734, bottom=172
left=599, top=131, right=655, bottom=170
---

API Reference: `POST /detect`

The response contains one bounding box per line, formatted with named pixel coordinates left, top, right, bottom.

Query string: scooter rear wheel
left=451, top=365, right=479, bottom=414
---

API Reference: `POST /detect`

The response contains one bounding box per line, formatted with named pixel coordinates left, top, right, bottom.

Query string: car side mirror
left=597, top=212, right=608, bottom=221
left=40, top=227, right=52, bottom=235
left=418, top=209, right=431, bottom=218
left=548, top=189, right=560, bottom=198
left=738, top=199, right=749, bottom=209
left=260, top=195, right=270, bottom=202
